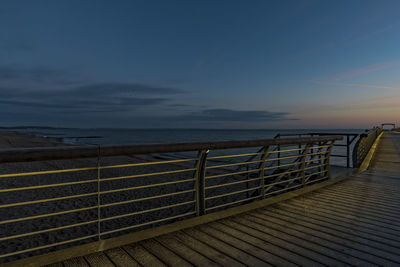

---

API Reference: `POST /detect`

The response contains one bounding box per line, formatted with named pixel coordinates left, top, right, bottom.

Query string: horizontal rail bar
left=267, top=147, right=303, bottom=154
left=0, top=234, right=98, bottom=259
left=100, top=157, right=198, bottom=169
left=264, top=162, right=301, bottom=170
left=0, top=167, right=97, bottom=179
left=100, top=200, right=195, bottom=222
left=205, top=177, right=262, bottom=190
left=205, top=168, right=261, bottom=180
left=0, top=136, right=343, bottom=163
left=0, top=192, right=98, bottom=209
left=0, top=205, right=97, bottom=225
left=265, top=176, right=302, bottom=187
left=100, top=168, right=197, bottom=182
left=101, top=189, right=195, bottom=208
left=205, top=185, right=260, bottom=201
left=207, top=152, right=263, bottom=160
left=0, top=220, right=97, bottom=242
left=304, top=163, right=328, bottom=171
left=100, top=178, right=195, bottom=194
left=263, top=169, right=301, bottom=179
left=0, top=179, right=97, bottom=193
left=206, top=160, right=263, bottom=169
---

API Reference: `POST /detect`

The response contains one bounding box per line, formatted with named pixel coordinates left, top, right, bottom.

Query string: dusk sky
left=1, top=0, right=400, bottom=128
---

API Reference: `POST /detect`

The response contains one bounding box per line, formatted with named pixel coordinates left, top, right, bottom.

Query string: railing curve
left=0, top=135, right=342, bottom=263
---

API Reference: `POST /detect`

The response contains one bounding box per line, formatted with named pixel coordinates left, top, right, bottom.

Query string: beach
left=0, top=131, right=199, bottom=263
left=0, top=131, right=65, bottom=149
left=0, top=130, right=335, bottom=263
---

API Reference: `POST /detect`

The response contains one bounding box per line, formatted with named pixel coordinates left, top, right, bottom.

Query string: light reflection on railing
left=0, top=136, right=341, bottom=262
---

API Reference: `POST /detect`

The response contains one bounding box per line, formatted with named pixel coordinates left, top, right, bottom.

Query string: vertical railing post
left=318, top=141, right=322, bottom=173
left=326, top=142, right=334, bottom=179
left=301, top=144, right=310, bottom=187
left=346, top=135, right=350, bottom=168
left=196, top=149, right=209, bottom=216
left=276, top=134, right=281, bottom=167
left=96, top=146, right=101, bottom=241
left=194, top=150, right=202, bottom=217
left=258, top=146, right=269, bottom=199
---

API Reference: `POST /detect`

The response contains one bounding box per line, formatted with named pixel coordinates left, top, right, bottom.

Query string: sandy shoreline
left=0, top=130, right=66, bottom=149
left=0, top=130, right=332, bottom=263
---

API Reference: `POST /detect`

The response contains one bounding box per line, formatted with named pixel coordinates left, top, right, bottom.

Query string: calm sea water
left=7, top=127, right=366, bottom=167
left=6, top=127, right=364, bottom=146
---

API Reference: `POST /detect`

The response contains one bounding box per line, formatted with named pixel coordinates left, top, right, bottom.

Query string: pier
left=1, top=128, right=400, bottom=266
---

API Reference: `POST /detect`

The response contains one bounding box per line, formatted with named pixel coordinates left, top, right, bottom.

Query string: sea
left=2, top=127, right=364, bottom=146
left=3, top=127, right=367, bottom=167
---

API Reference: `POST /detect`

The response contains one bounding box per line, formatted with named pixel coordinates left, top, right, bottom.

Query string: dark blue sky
left=1, top=0, right=400, bottom=128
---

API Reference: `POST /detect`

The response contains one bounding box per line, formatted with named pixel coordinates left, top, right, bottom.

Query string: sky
left=1, top=0, right=400, bottom=129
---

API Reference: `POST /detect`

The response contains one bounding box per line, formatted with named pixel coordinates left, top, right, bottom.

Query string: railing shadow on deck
left=0, top=136, right=342, bottom=263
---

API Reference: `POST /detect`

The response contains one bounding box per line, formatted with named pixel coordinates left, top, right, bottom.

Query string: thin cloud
left=0, top=82, right=182, bottom=113
left=314, top=61, right=400, bottom=82
left=311, top=80, right=400, bottom=91
left=173, top=109, right=297, bottom=122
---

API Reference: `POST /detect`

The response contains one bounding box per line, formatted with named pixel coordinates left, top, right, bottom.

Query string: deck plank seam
left=243, top=213, right=375, bottom=266
left=214, top=220, right=328, bottom=266
left=278, top=202, right=400, bottom=241
left=226, top=217, right=352, bottom=267
left=270, top=204, right=400, bottom=253
left=207, top=222, right=307, bottom=266
left=249, top=211, right=397, bottom=265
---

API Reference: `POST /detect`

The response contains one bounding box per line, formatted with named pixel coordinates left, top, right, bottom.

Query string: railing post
left=258, top=146, right=269, bottom=199
left=96, top=146, right=101, bottom=241
left=196, top=149, right=209, bottom=216
left=326, top=142, right=334, bottom=178
left=301, top=144, right=310, bottom=187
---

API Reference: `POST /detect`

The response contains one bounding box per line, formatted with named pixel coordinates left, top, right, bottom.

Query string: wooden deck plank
left=196, top=224, right=296, bottom=266
left=43, top=263, right=63, bottom=267
left=210, top=221, right=324, bottom=266
left=303, top=195, right=400, bottom=223
left=104, top=248, right=140, bottom=267
left=319, top=187, right=400, bottom=203
left=155, top=234, right=220, bottom=266
left=63, top=257, right=89, bottom=267
left=230, top=216, right=354, bottom=266
left=45, top=131, right=400, bottom=267
left=253, top=209, right=400, bottom=265
left=183, top=227, right=270, bottom=266
left=284, top=194, right=400, bottom=233
left=277, top=202, right=400, bottom=245
left=172, top=231, right=245, bottom=266
left=84, top=252, right=115, bottom=267
left=309, top=190, right=400, bottom=210
left=269, top=204, right=400, bottom=255
left=139, top=238, right=193, bottom=267
left=123, top=244, right=166, bottom=267
left=243, top=213, right=377, bottom=266
left=307, top=191, right=400, bottom=214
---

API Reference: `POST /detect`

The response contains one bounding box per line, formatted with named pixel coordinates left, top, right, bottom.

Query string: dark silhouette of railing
left=0, top=136, right=341, bottom=263
left=274, top=132, right=359, bottom=168
left=352, top=128, right=383, bottom=167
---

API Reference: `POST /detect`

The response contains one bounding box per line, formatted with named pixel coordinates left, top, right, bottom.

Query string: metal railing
left=352, top=128, right=383, bottom=167
left=0, top=135, right=341, bottom=262
left=274, top=132, right=359, bottom=168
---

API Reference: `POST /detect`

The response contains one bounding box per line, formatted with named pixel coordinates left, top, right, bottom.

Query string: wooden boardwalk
left=47, top=132, right=400, bottom=266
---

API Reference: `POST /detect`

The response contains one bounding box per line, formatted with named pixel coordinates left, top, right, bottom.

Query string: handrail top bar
left=0, top=136, right=342, bottom=163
